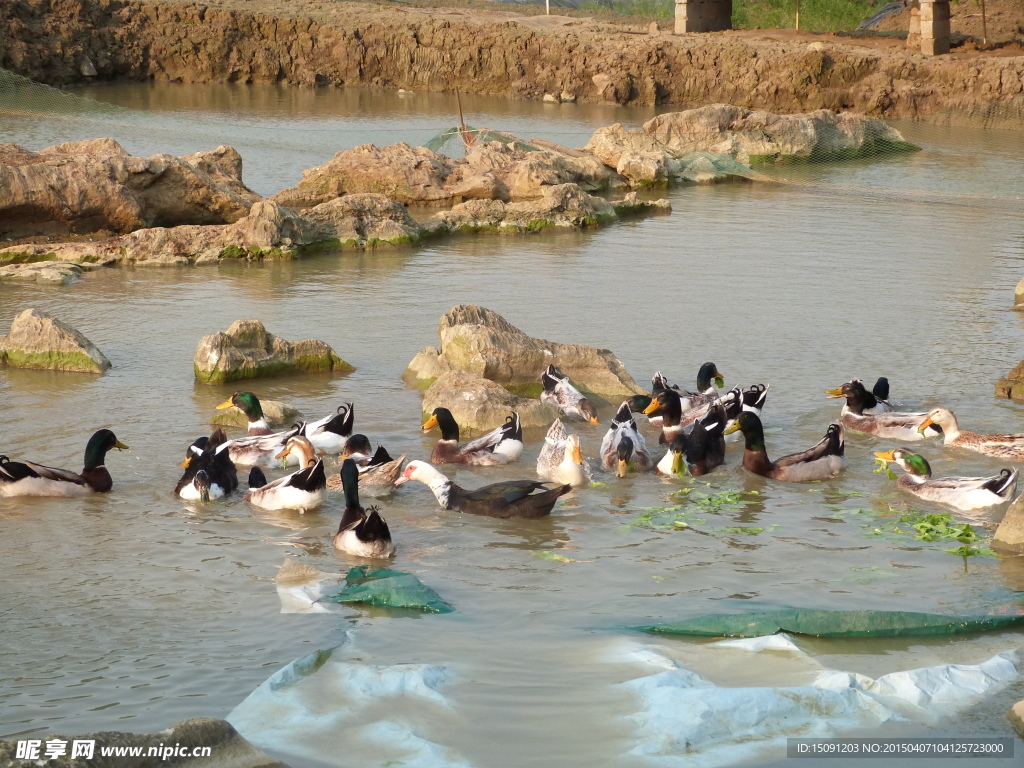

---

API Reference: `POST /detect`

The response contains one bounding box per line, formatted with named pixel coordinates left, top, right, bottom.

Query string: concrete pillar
left=906, top=3, right=921, bottom=49
left=675, top=0, right=733, bottom=34
left=919, top=0, right=951, bottom=56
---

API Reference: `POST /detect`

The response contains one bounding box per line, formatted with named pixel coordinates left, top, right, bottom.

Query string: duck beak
left=874, top=451, right=896, bottom=462
left=422, top=414, right=439, bottom=432
left=723, top=422, right=740, bottom=436
left=199, top=486, right=210, bottom=503
left=571, top=443, right=584, bottom=465
left=616, top=458, right=628, bottom=478
left=394, top=474, right=409, bottom=486
left=215, top=398, right=236, bottom=410
left=589, top=416, right=599, bottom=425
left=918, top=417, right=935, bottom=433
left=180, top=456, right=192, bottom=469
left=642, top=400, right=659, bottom=415
left=824, top=387, right=845, bottom=399
left=671, top=451, right=684, bottom=475
left=114, top=440, right=129, bottom=451
left=274, top=447, right=290, bottom=460
left=714, top=371, right=725, bottom=388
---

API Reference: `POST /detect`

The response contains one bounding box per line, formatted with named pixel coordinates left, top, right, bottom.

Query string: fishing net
left=423, top=124, right=542, bottom=155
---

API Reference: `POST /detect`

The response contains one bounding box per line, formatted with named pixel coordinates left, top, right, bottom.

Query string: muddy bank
left=1, top=0, right=1022, bottom=119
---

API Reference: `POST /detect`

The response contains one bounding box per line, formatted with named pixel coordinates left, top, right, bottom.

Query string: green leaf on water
left=590, top=481, right=609, bottom=489
left=532, top=550, right=576, bottom=563
left=874, top=457, right=898, bottom=480
left=714, top=526, right=765, bottom=535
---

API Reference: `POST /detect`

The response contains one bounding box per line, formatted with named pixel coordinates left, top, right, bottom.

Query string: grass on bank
left=579, top=0, right=885, bottom=32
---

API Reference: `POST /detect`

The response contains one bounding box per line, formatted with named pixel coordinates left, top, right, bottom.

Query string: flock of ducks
left=2, top=362, right=1022, bottom=560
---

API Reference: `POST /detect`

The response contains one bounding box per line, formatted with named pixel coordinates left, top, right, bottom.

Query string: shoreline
left=1, top=0, right=1023, bottom=120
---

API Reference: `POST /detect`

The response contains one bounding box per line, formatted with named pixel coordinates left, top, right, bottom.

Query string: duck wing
left=538, top=419, right=568, bottom=475
left=11, top=459, right=89, bottom=486
left=284, top=460, right=327, bottom=492
left=463, top=479, right=550, bottom=504
left=774, top=424, right=845, bottom=468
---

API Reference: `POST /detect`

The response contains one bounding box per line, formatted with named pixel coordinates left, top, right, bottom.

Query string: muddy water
left=3, top=85, right=1024, bottom=765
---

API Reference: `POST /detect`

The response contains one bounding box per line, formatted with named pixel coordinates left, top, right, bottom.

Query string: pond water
left=3, top=84, right=1024, bottom=767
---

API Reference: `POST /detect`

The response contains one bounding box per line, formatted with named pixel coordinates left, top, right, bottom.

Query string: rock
left=807, top=41, right=826, bottom=51
left=560, top=91, right=577, bottom=103
left=193, top=319, right=352, bottom=385
left=611, top=191, right=673, bottom=216
left=616, top=151, right=669, bottom=185
left=303, top=194, right=422, bottom=246
left=1008, top=700, right=1024, bottom=738
left=422, top=370, right=559, bottom=432
left=994, top=492, right=1024, bottom=552
left=584, top=105, right=919, bottom=166
left=0, top=139, right=258, bottom=240
left=648, top=21, right=660, bottom=35
left=462, top=141, right=622, bottom=197
left=211, top=399, right=302, bottom=429
left=404, top=304, right=643, bottom=398
left=543, top=92, right=559, bottom=103
left=272, top=143, right=456, bottom=208
left=995, top=361, right=1024, bottom=402
left=1014, top=277, right=1024, bottom=309
left=0, top=717, right=286, bottom=768
left=0, top=261, right=84, bottom=284
left=0, top=308, right=110, bottom=373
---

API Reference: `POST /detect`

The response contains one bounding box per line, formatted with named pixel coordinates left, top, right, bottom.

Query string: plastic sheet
left=322, top=566, right=454, bottom=614
left=636, top=608, right=1024, bottom=638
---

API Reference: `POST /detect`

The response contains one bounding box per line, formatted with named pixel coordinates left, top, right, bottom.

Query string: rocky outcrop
left=272, top=140, right=626, bottom=208
left=1009, top=700, right=1024, bottom=738
left=585, top=105, right=919, bottom=167
left=1014, top=277, right=1024, bottom=310
left=211, top=398, right=302, bottom=429
left=0, top=139, right=258, bottom=240
left=993, top=492, right=1024, bottom=552
left=3, top=0, right=1023, bottom=119
left=303, top=194, right=422, bottom=246
left=995, top=361, right=1024, bottom=402
left=0, top=308, right=110, bottom=373
left=194, top=319, right=352, bottom=384
left=0, top=717, right=286, bottom=768
left=404, top=304, right=643, bottom=398
left=0, top=261, right=86, bottom=284
left=422, top=370, right=559, bottom=432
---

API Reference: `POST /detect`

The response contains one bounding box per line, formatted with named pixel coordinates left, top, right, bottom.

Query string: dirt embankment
left=1, top=0, right=1022, bottom=119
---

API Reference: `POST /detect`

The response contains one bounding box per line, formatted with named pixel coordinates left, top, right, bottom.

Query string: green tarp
left=635, top=609, right=1024, bottom=638
left=322, top=566, right=453, bottom=614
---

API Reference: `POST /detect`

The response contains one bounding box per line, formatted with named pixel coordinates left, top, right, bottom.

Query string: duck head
left=697, top=362, right=725, bottom=392
left=875, top=448, right=931, bottom=479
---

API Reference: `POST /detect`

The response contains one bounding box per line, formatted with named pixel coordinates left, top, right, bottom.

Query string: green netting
left=322, top=566, right=453, bottom=614
left=423, top=124, right=541, bottom=155
left=635, top=609, right=1024, bottom=638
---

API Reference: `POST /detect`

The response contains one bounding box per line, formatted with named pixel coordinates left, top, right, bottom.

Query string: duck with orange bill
left=395, top=460, right=571, bottom=518
left=422, top=407, right=523, bottom=465
left=327, top=434, right=406, bottom=492
left=601, top=401, right=652, bottom=477
left=175, top=429, right=238, bottom=501
left=540, top=365, right=599, bottom=424
left=825, top=380, right=938, bottom=441
left=536, top=419, right=590, bottom=488
left=918, top=407, right=1024, bottom=460
left=874, top=449, right=1017, bottom=511
left=244, top=435, right=326, bottom=512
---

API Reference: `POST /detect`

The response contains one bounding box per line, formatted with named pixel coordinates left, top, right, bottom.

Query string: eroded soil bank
left=1, top=0, right=1022, bottom=119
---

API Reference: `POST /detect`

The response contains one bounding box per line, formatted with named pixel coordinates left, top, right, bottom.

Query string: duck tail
left=985, top=468, right=1018, bottom=499
left=248, top=467, right=268, bottom=489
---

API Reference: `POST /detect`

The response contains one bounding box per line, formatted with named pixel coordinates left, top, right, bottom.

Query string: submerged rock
left=995, top=361, right=1024, bottom=403
left=0, top=139, right=258, bottom=240
left=0, top=308, right=110, bottom=373
left=0, top=717, right=286, bottom=768
left=194, top=319, right=352, bottom=385
left=585, top=104, right=918, bottom=167
left=405, top=304, right=643, bottom=398
left=0, top=261, right=85, bottom=284
left=211, top=398, right=302, bottom=429
left=422, top=370, right=559, bottom=432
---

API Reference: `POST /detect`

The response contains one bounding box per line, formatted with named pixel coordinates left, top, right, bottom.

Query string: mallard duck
left=395, top=460, right=571, bottom=518
left=223, top=422, right=303, bottom=467
left=332, top=458, right=395, bottom=558
left=655, top=401, right=727, bottom=477
left=175, top=429, right=238, bottom=501
left=422, top=408, right=523, bottom=465
left=657, top=363, right=725, bottom=413
left=874, top=449, right=1018, bottom=511
left=601, top=402, right=652, bottom=477
left=540, top=365, right=599, bottom=424
left=536, top=419, right=590, bottom=488
left=825, top=380, right=940, bottom=441
left=0, top=429, right=128, bottom=497
left=724, top=413, right=844, bottom=482
left=326, top=434, right=406, bottom=492
left=216, top=391, right=275, bottom=436
left=244, top=435, right=327, bottom=512
left=918, top=407, right=1024, bottom=460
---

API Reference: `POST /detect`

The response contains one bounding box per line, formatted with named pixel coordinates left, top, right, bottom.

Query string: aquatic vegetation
left=629, top=487, right=761, bottom=530
left=866, top=510, right=996, bottom=557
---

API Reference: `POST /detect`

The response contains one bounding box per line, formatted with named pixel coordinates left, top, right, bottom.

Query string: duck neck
left=247, top=418, right=271, bottom=436
left=290, top=442, right=316, bottom=468
left=417, top=465, right=453, bottom=509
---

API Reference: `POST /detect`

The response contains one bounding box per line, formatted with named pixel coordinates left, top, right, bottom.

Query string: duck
left=244, top=435, right=327, bottom=512
left=724, top=412, right=844, bottom=482
left=422, top=407, right=523, bottom=465
left=540, top=365, right=599, bottom=424
left=175, top=428, right=238, bottom=501
left=301, top=403, right=354, bottom=454
left=642, top=387, right=688, bottom=444
left=0, top=429, right=128, bottom=497
left=659, top=363, right=725, bottom=413
left=222, top=422, right=303, bottom=467
left=825, top=380, right=940, bottom=441
left=332, top=458, right=395, bottom=558
left=918, top=407, right=1024, bottom=460
left=326, top=434, right=406, bottom=492
left=216, top=391, right=275, bottom=436
left=655, top=401, right=727, bottom=477
left=395, top=460, right=571, bottom=519
left=874, top=449, right=1018, bottom=511
left=600, top=401, right=652, bottom=477
left=536, top=419, right=590, bottom=488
